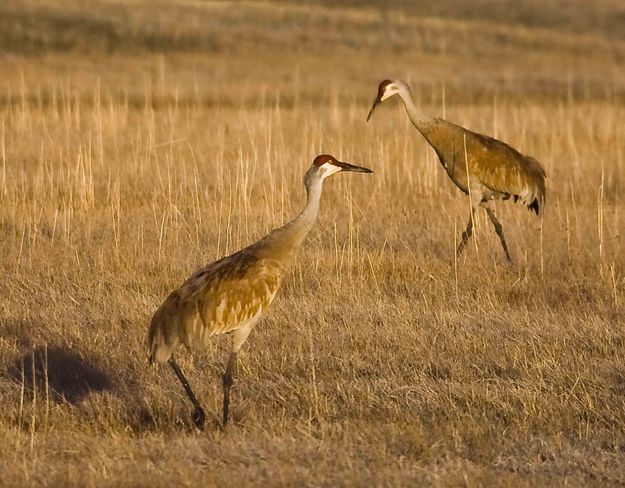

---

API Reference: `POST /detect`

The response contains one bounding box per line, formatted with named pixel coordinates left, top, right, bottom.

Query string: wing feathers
left=148, top=251, right=282, bottom=362
left=467, top=130, right=546, bottom=214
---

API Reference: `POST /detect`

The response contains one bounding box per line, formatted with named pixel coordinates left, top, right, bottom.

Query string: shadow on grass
left=8, top=345, right=114, bottom=404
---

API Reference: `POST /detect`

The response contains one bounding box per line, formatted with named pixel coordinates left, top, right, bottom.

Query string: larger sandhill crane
left=367, top=80, right=546, bottom=261
left=148, top=154, right=372, bottom=428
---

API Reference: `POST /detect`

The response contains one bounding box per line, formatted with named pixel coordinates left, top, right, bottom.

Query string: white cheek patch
left=320, top=162, right=341, bottom=178
left=380, top=88, right=395, bottom=101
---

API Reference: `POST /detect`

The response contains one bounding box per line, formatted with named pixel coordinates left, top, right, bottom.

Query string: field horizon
left=0, top=1, right=624, bottom=486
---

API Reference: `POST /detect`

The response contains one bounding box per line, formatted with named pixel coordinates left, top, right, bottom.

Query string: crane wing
left=466, top=130, right=546, bottom=214
left=148, top=250, right=283, bottom=362
left=181, top=250, right=283, bottom=339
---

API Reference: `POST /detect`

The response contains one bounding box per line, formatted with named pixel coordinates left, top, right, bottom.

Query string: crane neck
left=255, top=171, right=323, bottom=261
left=288, top=173, right=323, bottom=241
left=397, top=85, right=433, bottom=133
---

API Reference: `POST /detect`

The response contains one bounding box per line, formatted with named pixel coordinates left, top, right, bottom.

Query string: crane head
left=367, top=80, right=399, bottom=121
left=311, top=154, right=373, bottom=179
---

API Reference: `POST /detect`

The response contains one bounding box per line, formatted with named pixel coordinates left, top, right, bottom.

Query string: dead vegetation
left=0, top=1, right=624, bottom=486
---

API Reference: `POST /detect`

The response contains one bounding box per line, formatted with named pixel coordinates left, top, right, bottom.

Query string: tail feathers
left=528, top=181, right=546, bottom=215
left=147, top=318, right=175, bottom=366
left=147, top=328, right=177, bottom=365
left=525, top=156, right=546, bottom=216
left=512, top=192, right=543, bottom=215
left=528, top=198, right=540, bottom=215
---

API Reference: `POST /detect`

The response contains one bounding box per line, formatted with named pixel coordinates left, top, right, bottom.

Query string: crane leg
left=222, top=325, right=252, bottom=426
left=168, top=356, right=206, bottom=428
left=456, top=208, right=475, bottom=256
left=484, top=206, right=511, bottom=261
left=222, top=352, right=237, bottom=426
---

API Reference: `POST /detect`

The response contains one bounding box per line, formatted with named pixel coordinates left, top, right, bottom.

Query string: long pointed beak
left=366, top=97, right=380, bottom=122
left=335, top=160, right=373, bottom=173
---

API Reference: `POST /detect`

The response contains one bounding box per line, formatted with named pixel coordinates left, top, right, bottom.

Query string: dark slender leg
left=485, top=206, right=511, bottom=262
left=222, top=352, right=237, bottom=426
left=168, top=356, right=205, bottom=428
left=456, top=209, right=475, bottom=256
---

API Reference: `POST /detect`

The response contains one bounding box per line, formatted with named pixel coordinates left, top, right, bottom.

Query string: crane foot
left=192, top=406, right=206, bottom=429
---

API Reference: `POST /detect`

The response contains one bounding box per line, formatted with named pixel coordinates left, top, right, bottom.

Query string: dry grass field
left=0, top=0, right=624, bottom=485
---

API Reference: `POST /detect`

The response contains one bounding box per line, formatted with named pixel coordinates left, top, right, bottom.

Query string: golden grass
left=0, top=0, right=624, bottom=485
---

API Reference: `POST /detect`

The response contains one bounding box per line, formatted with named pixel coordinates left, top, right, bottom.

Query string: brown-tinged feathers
left=148, top=249, right=283, bottom=364
left=423, top=119, right=546, bottom=214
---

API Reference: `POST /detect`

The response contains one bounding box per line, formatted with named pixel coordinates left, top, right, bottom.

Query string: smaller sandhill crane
left=148, top=154, right=372, bottom=428
left=367, top=80, right=546, bottom=261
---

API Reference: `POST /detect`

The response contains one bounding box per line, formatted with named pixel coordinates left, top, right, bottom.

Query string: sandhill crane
left=367, top=80, right=546, bottom=261
left=148, top=154, right=372, bottom=427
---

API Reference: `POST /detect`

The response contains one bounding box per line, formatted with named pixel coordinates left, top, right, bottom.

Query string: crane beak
left=366, top=97, right=380, bottom=122
left=334, top=160, right=373, bottom=173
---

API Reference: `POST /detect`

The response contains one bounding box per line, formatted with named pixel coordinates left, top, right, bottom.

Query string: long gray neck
left=397, top=84, right=433, bottom=133
left=256, top=172, right=323, bottom=260
left=287, top=174, right=323, bottom=242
